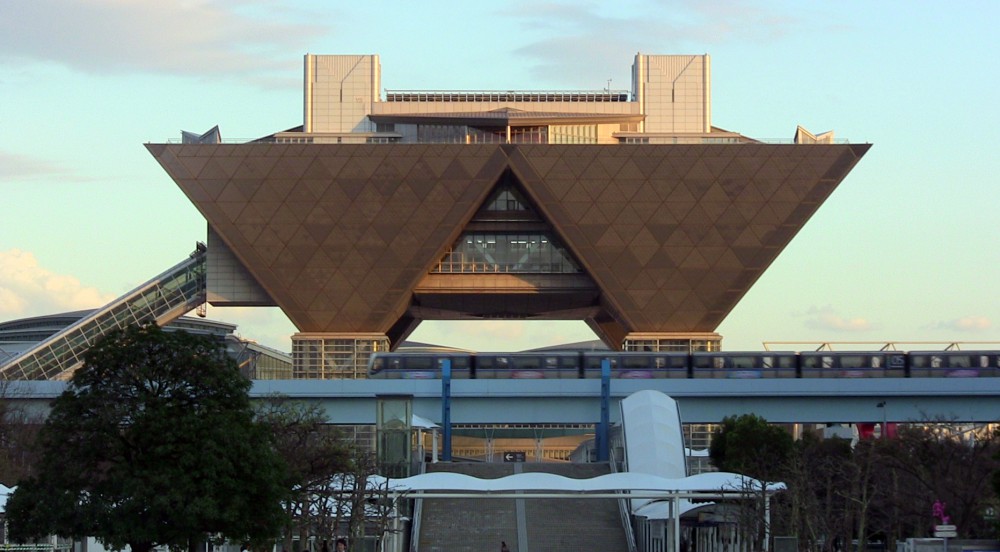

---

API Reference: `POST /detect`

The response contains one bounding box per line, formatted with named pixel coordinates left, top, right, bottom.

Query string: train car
left=368, top=349, right=1000, bottom=380
left=581, top=351, right=689, bottom=379
left=907, top=351, right=1000, bottom=378
left=799, top=352, right=906, bottom=378
left=690, top=352, right=799, bottom=379
left=368, top=352, right=473, bottom=379
left=474, top=352, right=581, bottom=379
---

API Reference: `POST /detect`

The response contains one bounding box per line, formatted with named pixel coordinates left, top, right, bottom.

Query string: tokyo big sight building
left=148, top=53, right=869, bottom=379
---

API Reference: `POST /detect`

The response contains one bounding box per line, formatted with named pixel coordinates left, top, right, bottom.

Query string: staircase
left=415, top=462, right=630, bottom=552
left=417, top=463, right=518, bottom=552
left=521, top=463, right=630, bottom=552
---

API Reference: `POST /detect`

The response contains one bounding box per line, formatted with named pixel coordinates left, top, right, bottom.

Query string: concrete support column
left=622, top=332, right=722, bottom=353
left=291, top=332, right=390, bottom=379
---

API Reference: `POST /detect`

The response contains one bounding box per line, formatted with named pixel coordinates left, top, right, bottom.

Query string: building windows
left=433, top=232, right=581, bottom=274
left=551, top=125, right=597, bottom=144
left=510, top=126, right=547, bottom=144
left=483, top=188, right=531, bottom=214
left=292, top=336, right=389, bottom=379
left=623, top=338, right=721, bottom=353
left=468, top=127, right=507, bottom=144
left=416, top=124, right=467, bottom=143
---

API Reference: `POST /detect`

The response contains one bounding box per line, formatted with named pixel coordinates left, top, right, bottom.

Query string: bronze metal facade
left=148, top=142, right=869, bottom=349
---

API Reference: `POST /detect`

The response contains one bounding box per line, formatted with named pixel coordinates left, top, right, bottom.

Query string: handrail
left=763, top=341, right=1000, bottom=352
left=610, top=449, right=639, bottom=552
left=409, top=461, right=426, bottom=552
left=156, top=137, right=855, bottom=145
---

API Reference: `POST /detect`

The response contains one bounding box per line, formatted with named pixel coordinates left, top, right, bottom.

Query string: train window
left=871, top=356, right=882, bottom=368
left=584, top=355, right=618, bottom=369
left=407, top=357, right=433, bottom=370
left=623, top=356, right=649, bottom=369
left=951, top=355, right=971, bottom=368
left=931, top=356, right=942, bottom=368
left=822, top=356, right=834, bottom=369
left=560, top=356, right=579, bottom=368
left=692, top=356, right=713, bottom=369
left=371, top=358, right=385, bottom=371
left=732, top=356, right=755, bottom=369
left=544, top=356, right=558, bottom=367
left=801, top=356, right=819, bottom=368
left=655, top=357, right=666, bottom=369
left=513, top=356, right=541, bottom=369
left=841, top=356, right=864, bottom=369
left=713, top=357, right=725, bottom=369
left=389, top=358, right=400, bottom=369
left=910, top=355, right=927, bottom=368
left=980, top=355, right=990, bottom=368
left=776, top=356, right=796, bottom=368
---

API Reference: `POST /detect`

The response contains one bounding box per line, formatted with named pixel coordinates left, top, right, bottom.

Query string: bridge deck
left=10, top=378, right=1000, bottom=424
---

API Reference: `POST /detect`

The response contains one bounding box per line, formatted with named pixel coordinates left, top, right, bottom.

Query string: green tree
left=4, top=324, right=290, bottom=552
left=0, top=381, right=43, bottom=486
left=254, top=396, right=352, bottom=552
left=710, top=414, right=795, bottom=551
left=781, top=433, right=855, bottom=552
left=881, top=423, right=999, bottom=538
left=710, top=414, right=794, bottom=481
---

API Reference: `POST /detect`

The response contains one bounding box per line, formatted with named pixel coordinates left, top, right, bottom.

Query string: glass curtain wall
left=433, top=233, right=581, bottom=274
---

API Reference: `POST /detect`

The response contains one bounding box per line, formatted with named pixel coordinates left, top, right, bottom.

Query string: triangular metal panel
left=150, top=144, right=506, bottom=333
left=507, top=143, right=870, bottom=333
left=149, top=142, right=869, bottom=336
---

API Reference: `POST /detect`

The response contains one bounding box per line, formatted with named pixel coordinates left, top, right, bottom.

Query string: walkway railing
left=610, top=448, right=639, bottom=552
left=0, top=245, right=208, bottom=380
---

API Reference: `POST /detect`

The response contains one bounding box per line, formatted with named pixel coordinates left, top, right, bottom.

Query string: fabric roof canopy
left=411, top=414, right=439, bottom=429
left=386, top=471, right=785, bottom=495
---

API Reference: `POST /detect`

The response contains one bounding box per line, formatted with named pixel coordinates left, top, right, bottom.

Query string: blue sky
left=1, top=0, right=998, bottom=352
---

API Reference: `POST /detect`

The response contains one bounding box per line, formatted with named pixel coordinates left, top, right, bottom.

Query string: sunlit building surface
left=148, top=53, right=869, bottom=379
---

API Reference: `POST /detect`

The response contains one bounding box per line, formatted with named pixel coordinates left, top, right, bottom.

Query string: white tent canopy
left=621, top=390, right=686, bottom=480
left=411, top=414, right=439, bottom=429
left=0, top=484, right=12, bottom=511
left=386, top=471, right=784, bottom=496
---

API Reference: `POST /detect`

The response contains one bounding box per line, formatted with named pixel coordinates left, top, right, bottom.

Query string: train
left=367, top=349, right=1000, bottom=380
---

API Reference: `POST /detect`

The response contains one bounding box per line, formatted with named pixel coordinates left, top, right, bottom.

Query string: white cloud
left=203, top=305, right=296, bottom=352
left=799, top=305, right=873, bottom=332
left=504, top=1, right=800, bottom=87
left=0, top=252, right=299, bottom=352
left=0, top=0, right=326, bottom=80
left=0, top=150, right=83, bottom=181
left=929, top=316, right=992, bottom=332
left=0, top=249, right=115, bottom=318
